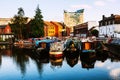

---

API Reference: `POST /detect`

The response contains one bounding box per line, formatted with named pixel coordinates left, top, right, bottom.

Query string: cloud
left=70, top=4, right=92, bottom=9
left=110, top=68, right=120, bottom=78
left=107, top=66, right=112, bottom=70
left=95, top=62, right=105, bottom=67
left=94, top=0, right=106, bottom=6
left=107, top=0, right=117, bottom=2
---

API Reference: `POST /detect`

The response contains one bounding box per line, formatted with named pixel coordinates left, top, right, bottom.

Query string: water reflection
left=0, top=45, right=30, bottom=75
left=80, top=52, right=96, bottom=69
left=66, top=54, right=79, bottom=67
left=0, top=45, right=120, bottom=80
left=50, top=57, right=63, bottom=69
left=12, top=49, right=29, bottom=75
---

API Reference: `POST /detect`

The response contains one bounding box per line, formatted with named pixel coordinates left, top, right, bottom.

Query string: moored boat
left=14, top=40, right=35, bottom=49
left=49, top=42, right=64, bottom=58
left=81, top=41, right=95, bottom=53
left=49, top=51, right=63, bottom=58
left=35, top=39, right=54, bottom=51
left=63, top=38, right=81, bottom=57
left=80, top=37, right=104, bottom=53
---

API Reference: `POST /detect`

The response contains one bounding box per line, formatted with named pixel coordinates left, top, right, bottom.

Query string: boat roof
left=35, top=39, right=54, bottom=46
left=39, top=39, right=54, bottom=43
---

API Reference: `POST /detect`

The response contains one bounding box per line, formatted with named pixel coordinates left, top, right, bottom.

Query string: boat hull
left=49, top=52, right=63, bottom=58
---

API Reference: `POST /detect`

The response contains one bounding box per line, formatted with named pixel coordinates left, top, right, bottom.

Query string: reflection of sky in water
left=0, top=56, right=120, bottom=80
left=95, top=59, right=120, bottom=80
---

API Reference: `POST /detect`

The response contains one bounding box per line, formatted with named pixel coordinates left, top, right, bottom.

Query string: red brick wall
left=4, top=25, right=11, bottom=34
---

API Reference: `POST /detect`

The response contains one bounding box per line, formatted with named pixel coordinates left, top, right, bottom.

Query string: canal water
left=0, top=45, right=120, bottom=80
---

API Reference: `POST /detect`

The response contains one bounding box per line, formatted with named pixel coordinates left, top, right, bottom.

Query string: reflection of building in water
left=0, top=45, right=13, bottom=67
left=0, top=53, right=2, bottom=67
left=0, top=45, right=13, bottom=56
left=50, top=58, right=63, bottom=69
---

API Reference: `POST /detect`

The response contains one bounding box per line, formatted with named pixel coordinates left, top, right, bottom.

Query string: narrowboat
left=35, top=39, right=54, bottom=55
left=81, top=41, right=95, bottom=53
left=49, top=42, right=64, bottom=58
left=63, top=38, right=81, bottom=57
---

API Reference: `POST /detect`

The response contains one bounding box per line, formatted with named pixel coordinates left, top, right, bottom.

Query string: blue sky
left=0, top=0, right=120, bottom=22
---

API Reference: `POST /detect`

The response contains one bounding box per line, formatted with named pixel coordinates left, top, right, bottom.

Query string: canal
left=0, top=45, right=120, bottom=80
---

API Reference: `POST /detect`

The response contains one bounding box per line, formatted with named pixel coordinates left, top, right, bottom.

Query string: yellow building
left=44, top=21, right=55, bottom=37
left=44, top=21, right=63, bottom=37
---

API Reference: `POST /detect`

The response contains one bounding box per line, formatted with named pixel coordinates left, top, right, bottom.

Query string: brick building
left=0, top=25, right=14, bottom=41
left=44, top=21, right=63, bottom=38
left=74, top=21, right=97, bottom=37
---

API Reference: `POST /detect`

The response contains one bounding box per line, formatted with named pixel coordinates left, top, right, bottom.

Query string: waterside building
left=99, top=14, right=120, bottom=38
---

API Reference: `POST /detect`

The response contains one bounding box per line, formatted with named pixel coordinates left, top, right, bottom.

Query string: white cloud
left=110, top=68, right=120, bottom=78
left=94, top=1, right=106, bottom=6
left=107, top=66, right=112, bottom=70
left=95, top=62, right=105, bottom=67
left=71, top=4, right=92, bottom=9
left=107, top=0, right=117, bottom=2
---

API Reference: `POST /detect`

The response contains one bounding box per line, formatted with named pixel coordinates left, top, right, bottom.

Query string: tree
left=10, top=7, right=28, bottom=39
left=29, top=5, right=44, bottom=38
left=91, top=29, right=99, bottom=37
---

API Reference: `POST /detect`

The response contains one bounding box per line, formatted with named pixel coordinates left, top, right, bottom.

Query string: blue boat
left=63, top=38, right=81, bottom=57
left=35, top=39, right=54, bottom=55
left=35, top=39, right=54, bottom=48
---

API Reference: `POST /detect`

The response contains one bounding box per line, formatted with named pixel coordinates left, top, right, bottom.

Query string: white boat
left=14, top=40, right=34, bottom=49
left=49, top=42, right=64, bottom=58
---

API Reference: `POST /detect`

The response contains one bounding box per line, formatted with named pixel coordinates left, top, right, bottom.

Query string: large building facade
left=74, top=21, right=97, bottom=37
left=0, top=18, right=14, bottom=41
left=44, top=21, right=63, bottom=37
left=64, top=9, right=84, bottom=32
left=99, top=14, right=120, bottom=38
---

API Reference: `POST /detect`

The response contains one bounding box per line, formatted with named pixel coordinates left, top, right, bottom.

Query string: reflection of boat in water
left=96, top=51, right=108, bottom=62
left=50, top=58, right=63, bottom=68
left=104, top=39, right=120, bottom=57
left=49, top=42, right=64, bottom=58
left=28, top=51, right=49, bottom=63
left=63, top=38, right=80, bottom=57
left=80, top=51, right=96, bottom=69
left=65, top=54, right=79, bottom=67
